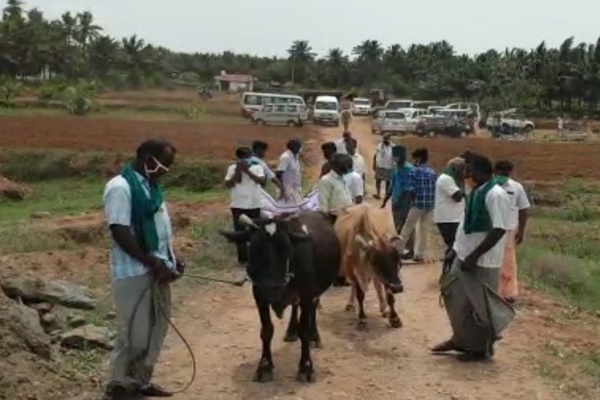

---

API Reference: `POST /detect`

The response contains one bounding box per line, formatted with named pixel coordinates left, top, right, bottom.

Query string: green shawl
left=463, top=178, right=498, bottom=234
left=442, top=167, right=458, bottom=182
left=121, top=163, right=164, bottom=253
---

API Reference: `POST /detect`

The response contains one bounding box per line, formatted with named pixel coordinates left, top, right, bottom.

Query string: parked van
left=251, top=103, right=308, bottom=127
left=313, top=96, right=340, bottom=126
left=240, top=92, right=305, bottom=118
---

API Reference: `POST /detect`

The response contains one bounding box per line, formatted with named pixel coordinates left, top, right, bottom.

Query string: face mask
left=144, top=156, right=169, bottom=177
left=238, top=157, right=253, bottom=165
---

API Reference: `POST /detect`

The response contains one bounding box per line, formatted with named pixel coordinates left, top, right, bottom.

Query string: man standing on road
left=335, top=131, right=361, bottom=155
left=225, top=147, right=266, bottom=267
left=251, top=140, right=284, bottom=198
left=432, top=153, right=512, bottom=362
left=318, top=153, right=354, bottom=222
left=395, top=148, right=437, bottom=263
left=494, top=160, right=530, bottom=303
left=373, top=134, right=394, bottom=200
left=276, top=139, right=303, bottom=203
left=434, top=157, right=466, bottom=258
left=346, top=138, right=366, bottom=186
left=382, top=145, right=415, bottom=258
left=103, top=139, right=184, bottom=400
left=320, top=141, right=337, bottom=177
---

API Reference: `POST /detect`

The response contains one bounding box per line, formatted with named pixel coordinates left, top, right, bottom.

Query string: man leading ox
left=433, top=153, right=515, bottom=362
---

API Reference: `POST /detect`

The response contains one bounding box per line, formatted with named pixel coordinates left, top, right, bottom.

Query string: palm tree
left=75, top=11, right=101, bottom=47
left=287, top=40, right=315, bottom=85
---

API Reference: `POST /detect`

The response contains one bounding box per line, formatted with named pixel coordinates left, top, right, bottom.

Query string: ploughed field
left=0, top=115, right=317, bottom=158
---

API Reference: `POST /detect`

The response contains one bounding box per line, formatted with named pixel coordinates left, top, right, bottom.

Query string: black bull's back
left=285, top=211, right=341, bottom=299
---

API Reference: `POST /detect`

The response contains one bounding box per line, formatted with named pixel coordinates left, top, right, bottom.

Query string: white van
left=240, top=92, right=305, bottom=118
left=312, top=96, right=340, bottom=126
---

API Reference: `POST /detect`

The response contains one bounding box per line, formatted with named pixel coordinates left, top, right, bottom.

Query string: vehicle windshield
left=387, top=101, right=411, bottom=109
left=315, top=101, right=338, bottom=110
left=385, top=112, right=405, bottom=119
left=354, top=99, right=370, bottom=105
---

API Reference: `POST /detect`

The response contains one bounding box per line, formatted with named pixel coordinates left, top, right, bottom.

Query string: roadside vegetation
left=519, top=180, right=600, bottom=398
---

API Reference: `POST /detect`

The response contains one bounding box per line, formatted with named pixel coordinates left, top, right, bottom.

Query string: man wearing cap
left=382, top=145, right=415, bottom=257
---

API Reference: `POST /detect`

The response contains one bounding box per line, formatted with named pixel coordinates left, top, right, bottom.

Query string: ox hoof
left=381, top=310, right=390, bottom=318
left=357, top=320, right=368, bottom=331
left=311, top=338, right=322, bottom=349
left=284, top=332, right=299, bottom=343
left=345, top=304, right=356, bottom=312
left=253, top=369, right=274, bottom=383
left=389, top=316, right=403, bottom=329
left=296, top=371, right=315, bottom=383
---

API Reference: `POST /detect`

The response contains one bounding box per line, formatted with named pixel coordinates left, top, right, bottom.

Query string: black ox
left=220, top=211, right=341, bottom=383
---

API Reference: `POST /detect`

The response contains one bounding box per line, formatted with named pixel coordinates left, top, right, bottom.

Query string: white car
left=384, top=99, right=413, bottom=110
left=371, top=110, right=410, bottom=135
left=313, top=95, right=340, bottom=126
left=398, top=108, right=428, bottom=131
left=251, top=103, right=308, bottom=127
left=352, top=97, right=372, bottom=115
left=486, top=115, right=535, bottom=132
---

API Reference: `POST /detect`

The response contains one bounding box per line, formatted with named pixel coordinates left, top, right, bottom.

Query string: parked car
left=384, top=99, right=413, bottom=110
left=251, top=103, right=308, bottom=127
left=398, top=108, right=428, bottom=131
left=371, top=110, right=410, bottom=135
left=486, top=113, right=535, bottom=132
left=352, top=97, right=372, bottom=115
left=313, top=95, right=340, bottom=126
left=415, top=116, right=471, bottom=138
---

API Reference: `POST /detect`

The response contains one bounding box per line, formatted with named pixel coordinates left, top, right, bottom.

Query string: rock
left=0, top=290, right=52, bottom=359
left=40, top=306, right=69, bottom=333
left=1, top=278, right=97, bottom=310
left=29, top=302, right=53, bottom=314
left=60, top=324, right=114, bottom=350
left=55, top=221, right=105, bottom=244
left=0, top=176, right=31, bottom=201
left=106, top=311, right=117, bottom=320
left=67, top=313, right=87, bottom=328
left=31, top=211, right=52, bottom=219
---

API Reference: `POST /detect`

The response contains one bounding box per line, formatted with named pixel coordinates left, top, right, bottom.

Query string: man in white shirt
left=344, top=169, right=364, bottom=204
left=494, top=160, right=531, bottom=303
left=276, top=139, right=303, bottom=204
left=335, top=131, right=361, bottom=155
left=251, top=140, right=284, bottom=197
left=345, top=138, right=366, bottom=189
left=434, top=157, right=466, bottom=257
left=433, top=153, right=512, bottom=362
left=318, top=154, right=353, bottom=221
left=225, top=147, right=266, bottom=266
left=373, top=134, right=394, bottom=200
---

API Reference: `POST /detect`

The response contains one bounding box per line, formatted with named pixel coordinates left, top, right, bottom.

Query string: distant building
left=214, top=70, right=254, bottom=92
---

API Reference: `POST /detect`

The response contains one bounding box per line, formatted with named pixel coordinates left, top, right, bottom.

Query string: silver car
left=251, top=103, right=309, bottom=127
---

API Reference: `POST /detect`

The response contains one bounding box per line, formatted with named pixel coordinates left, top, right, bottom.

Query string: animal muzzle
left=387, top=282, right=404, bottom=294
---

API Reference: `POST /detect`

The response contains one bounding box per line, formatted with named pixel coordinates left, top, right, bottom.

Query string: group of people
left=100, top=131, right=532, bottom=398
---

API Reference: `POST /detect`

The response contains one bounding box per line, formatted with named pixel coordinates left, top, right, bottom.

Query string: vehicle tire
left=256, top=119, right=265, bottom=126
left=524, top=125, right=533, bottom=133
left=296, top=120, right=304, bottom=128
left=286, top=120, right=296, bottom=127
left=460, top=131, right=468, bottom=138
left=428, top=130, right=437, bottom=138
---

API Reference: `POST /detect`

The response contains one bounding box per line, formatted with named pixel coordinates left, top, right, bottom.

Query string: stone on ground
left=1, top=278, right=97, bottom=310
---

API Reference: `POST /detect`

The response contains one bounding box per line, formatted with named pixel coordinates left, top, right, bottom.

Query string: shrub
left=0, top=77, right=22, bottom=105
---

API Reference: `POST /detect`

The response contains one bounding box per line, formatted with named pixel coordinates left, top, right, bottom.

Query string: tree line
left=1, top=0, right=600, bottom=115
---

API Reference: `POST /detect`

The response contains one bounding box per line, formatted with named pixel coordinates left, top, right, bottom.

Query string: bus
left=240, top=92, right=306, bottom=118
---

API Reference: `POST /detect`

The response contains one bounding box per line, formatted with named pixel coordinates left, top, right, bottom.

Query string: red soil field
left=0, top=116, right=316, bottom=159
left=397, top=136, right=600, bottom=181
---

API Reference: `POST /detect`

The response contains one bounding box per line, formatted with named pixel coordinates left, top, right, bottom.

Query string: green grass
left=0, top=223, right=77, bottom=253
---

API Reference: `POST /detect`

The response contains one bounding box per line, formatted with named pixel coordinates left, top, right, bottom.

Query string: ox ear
left=219, top=230, right=252, bottom=244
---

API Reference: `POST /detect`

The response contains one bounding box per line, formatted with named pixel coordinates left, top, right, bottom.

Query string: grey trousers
left=108, top=273, right=172, bottom=390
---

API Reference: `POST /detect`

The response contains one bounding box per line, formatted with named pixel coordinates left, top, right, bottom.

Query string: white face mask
left=144, top=156, right=169, bottom=177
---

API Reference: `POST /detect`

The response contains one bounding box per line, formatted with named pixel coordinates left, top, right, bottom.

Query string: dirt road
left=154, top=118, right=560, bottom=400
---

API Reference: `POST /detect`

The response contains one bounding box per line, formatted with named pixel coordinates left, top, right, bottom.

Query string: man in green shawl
left=103, top=139, right=184, bottom=399
left=432, top=153, right=514, bottom=362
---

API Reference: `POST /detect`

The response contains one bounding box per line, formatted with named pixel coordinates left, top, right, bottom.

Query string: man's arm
left=104, top=185, right=173, bottom=280
left=224, top=165, right=240, bottom=188
left=515, top=184, right=531, bottom=244
left=244, top=165, right=266, bottom=186
left=318, top=180, right=332, bottom=212
left=440, top=175, right=464, bottom=202
left=382, top=177, right=394, bottom=207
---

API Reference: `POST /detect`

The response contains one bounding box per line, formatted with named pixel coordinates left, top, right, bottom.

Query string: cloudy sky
left=28, top=0, right=599, bottom=57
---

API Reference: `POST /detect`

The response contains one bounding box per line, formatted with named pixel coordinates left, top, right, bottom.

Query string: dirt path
left=154, top=118, right=560, bottom=400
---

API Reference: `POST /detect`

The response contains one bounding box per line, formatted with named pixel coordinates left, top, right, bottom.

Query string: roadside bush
left=0, top=77, right=22, bottom=106
left=164, top=160, right=226, bottom=192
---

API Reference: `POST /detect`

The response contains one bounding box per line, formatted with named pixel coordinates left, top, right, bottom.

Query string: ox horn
left=356, top=234, right=376, bottom=249
left=238, top=214, right=259, bottom=228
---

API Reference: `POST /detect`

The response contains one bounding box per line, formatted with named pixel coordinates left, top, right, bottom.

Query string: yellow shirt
left=318, top=171, right=353, bottom=213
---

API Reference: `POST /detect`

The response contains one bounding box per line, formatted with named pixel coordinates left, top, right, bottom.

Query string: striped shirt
left=103, top=172, right=176, bottom=282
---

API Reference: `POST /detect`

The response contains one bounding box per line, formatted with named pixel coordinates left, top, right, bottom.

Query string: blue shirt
left=391, top=162, right=414, bottom=202
left=408, top=165, right=437, bottom=210
left=103, top=172, right=176, bottom=282
left=251, top=156, right=276, bottom=181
